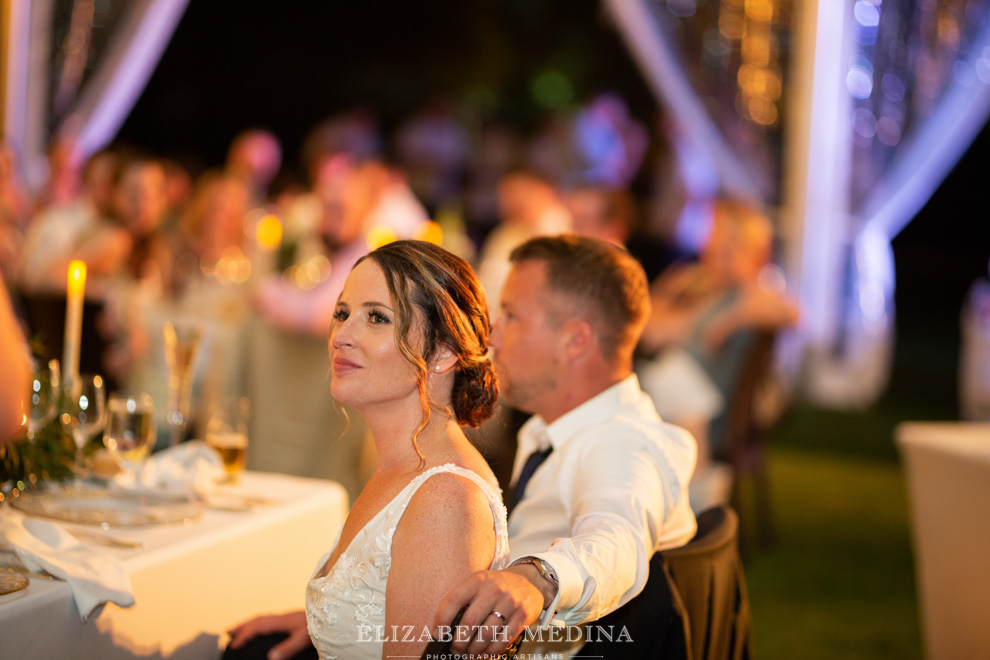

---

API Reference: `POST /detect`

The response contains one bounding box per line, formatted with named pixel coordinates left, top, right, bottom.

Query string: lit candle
left=63, top=260, right=86, bottom=381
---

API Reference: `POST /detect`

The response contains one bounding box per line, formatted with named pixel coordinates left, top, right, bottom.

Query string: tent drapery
left=2, top=0, right=189, bottom=188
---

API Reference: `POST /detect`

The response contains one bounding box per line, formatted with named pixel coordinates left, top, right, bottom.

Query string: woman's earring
left=435, top=365, right=441, bottom=372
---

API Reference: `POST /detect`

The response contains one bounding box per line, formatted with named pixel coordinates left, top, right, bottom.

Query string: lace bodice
left=305, top=464, right=510, bottom=659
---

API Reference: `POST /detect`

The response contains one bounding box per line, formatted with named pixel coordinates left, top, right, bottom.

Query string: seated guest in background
left=98, top=153, right=172, bottom=384
left=0, top=275, right=30, bottom=444
left=111, top=152, right=172, bottom=291
left=475, top=170, right=571, bottom=314
left=169, top=169, right=253, bottom=295
left=564, top=184, right=632, bottom=246
left=226, top=240, right=507, bottom=660
left=225, top=128, right=282, bottom=206
left=637, top=197, right=799, bottom=508
left=18, top=148, right=130, bottom=294
left=565, top=184, right=686, bottom=282
left=434, top=235, right=698, bottom=658
left=32, top=133, right=82, bottom=214
left=254, top=158, right=427, bottom=336
left=0, top=141, right=32, bottom=277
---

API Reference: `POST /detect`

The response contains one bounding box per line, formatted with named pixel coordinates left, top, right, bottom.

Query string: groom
left=432, top=234, right=698, bottom=656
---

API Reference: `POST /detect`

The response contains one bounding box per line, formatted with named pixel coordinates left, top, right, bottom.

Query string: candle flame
left=67, top=260, right=87, bottom=296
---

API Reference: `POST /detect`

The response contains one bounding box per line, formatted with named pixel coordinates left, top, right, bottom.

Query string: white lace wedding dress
left=305, top=464, right=510, bottom=659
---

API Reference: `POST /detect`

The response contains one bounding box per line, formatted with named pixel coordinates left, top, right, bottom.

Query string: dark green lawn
left=744, top=448, right=920, bottom=659
left=742, top=332, right=959, bottom=659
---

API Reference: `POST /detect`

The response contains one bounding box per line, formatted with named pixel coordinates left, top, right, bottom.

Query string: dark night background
left=115, top=0, right=990, bottom=407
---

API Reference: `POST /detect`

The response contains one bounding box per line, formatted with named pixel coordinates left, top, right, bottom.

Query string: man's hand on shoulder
left=432, top=564, right=551, bottom=657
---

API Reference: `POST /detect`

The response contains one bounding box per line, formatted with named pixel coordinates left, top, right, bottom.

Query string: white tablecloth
left=896, top=422, right=990, bottom=660
left=0, top=471, right=348, bottom=658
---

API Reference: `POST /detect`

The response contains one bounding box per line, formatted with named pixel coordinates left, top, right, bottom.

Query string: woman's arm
left=639, top=263, right=709, bottom=355
left=384, top=473, right=497, bottom=658
left=703, top=281, right=800, bottom=351
left=0, top=276, right=29, bottom=443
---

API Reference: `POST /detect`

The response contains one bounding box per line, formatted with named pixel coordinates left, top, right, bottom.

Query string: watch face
left=534, top=559, right=558, bottom=586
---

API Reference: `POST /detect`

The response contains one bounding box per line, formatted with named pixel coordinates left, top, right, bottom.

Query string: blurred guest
left=565, top=184, right=686, bottom=283
left=33, top=133, right=82, bottom=213
left=99, top=153, right=171, bottom=385
left=255, top=158, right=427, bottom=336
left=0, top=142, right=32, bottom=274
left=564, top=184, right=632, bottom=246
left=170, top=169, right=253, bottom=294
left=160, top=156, right=195, bottom=230
left=111, top=153, right=171, bottom=290
left=225, top=128, right=282, bottom=206
left=637, top=197, right=798, bottom=507
left=475, top=170, right=570, bottom=312
left=0, top=141, right=31, bottom=232
left=18, top=148, right=130, bottom=294
left=279, top=111, right=383, bottom=264
left=0, top=274, right=30, bottom=443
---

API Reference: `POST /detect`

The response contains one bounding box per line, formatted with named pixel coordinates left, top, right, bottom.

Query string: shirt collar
left=519, top=374, right=642, bottom=452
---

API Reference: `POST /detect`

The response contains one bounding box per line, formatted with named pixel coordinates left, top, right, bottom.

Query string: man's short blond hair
left=509, top=234, right=650, bottom=365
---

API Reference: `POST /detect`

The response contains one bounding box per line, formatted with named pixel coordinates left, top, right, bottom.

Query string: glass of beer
left=205, top=396, right=250, bottom=482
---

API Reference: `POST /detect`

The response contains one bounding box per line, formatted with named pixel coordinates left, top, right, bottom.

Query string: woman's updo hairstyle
left=357, top=240, right=498, bottom=435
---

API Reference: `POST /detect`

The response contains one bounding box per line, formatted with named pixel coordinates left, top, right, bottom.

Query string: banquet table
left=896, top=422, right=990, bottom=660
left=0, top=471, right=348, bottom=659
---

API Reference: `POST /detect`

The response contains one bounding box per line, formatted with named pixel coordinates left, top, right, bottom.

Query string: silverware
left=204, top=494, right=283, bottom=512
left=68, top=529, right=147, bottom=550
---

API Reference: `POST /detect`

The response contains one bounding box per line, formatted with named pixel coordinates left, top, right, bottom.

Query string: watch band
left=516, top=557, right=559, bottom=591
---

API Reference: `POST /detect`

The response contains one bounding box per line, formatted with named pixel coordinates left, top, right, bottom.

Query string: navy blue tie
left=508, top=445, right=553, bottom=514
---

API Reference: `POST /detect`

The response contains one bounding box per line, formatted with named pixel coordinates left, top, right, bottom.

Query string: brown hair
left=348, top=240, right=498, bottom=456
left=509, top=234, right=650, bottom=365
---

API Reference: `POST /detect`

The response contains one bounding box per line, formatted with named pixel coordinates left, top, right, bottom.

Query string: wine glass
left=104, top=393, right=156, bottom=474
left=162, top=321, right=203, bottom=447
left=60, top=374, right=108, bottom=486
left=26, top=359, right=60, bottom=442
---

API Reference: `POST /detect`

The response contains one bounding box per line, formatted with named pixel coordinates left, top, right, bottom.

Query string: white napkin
left=109, top=441, right=226, bottom=501
left=0, top=508, right=135, bottom=622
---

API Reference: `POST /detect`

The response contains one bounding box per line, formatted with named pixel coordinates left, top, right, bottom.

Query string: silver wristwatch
left=516, top=557, right=559, bottom=592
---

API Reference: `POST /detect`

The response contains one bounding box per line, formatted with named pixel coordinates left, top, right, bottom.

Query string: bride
left=227, top=240, right=508, bottom=659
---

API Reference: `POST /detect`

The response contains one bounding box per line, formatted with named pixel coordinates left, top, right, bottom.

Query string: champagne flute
left=162, top=321, right=203, bottom=447
left=26, top=359, right=61, bottom=442
left=104, top=393, right=156, bottom=474
left=60, top=374, right=108, bottom=486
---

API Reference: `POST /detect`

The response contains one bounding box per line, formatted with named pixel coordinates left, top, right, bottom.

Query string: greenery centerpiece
left=0, top=421, right=76, bottom=494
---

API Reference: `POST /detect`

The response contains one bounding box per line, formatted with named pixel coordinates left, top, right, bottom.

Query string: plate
left=11, top=489, right=201, bottom=527
left=0, top=568, right=29, bottom=595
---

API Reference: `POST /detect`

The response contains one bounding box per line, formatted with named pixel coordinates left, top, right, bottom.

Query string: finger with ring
left=491, top=610, right=506, bottom=622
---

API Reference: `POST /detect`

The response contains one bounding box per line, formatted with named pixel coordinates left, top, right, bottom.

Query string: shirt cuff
left=513, top=552, right=584, bottom=628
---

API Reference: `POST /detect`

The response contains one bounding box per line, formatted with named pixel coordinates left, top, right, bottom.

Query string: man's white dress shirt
left=508, top=374, right=697, bottom=628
